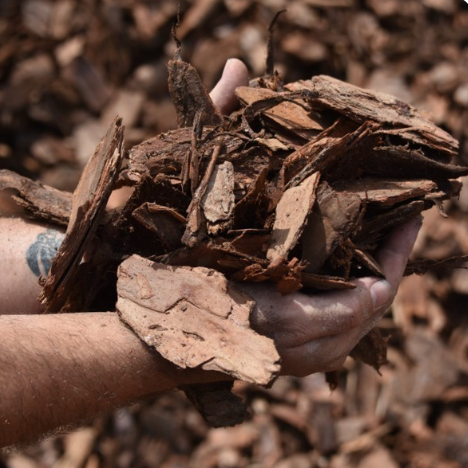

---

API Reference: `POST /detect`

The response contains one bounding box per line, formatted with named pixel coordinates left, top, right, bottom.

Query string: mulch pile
left=2, top=0, right=468, bottom=467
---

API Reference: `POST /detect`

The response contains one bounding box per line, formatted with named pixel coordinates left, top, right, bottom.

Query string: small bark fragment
left=332, top=178, right=438, bottom=208
left=167, top=58, right=222, bottom=128
left=301, top=272, right=356, bottom=291
left=182, top=382, right=248, bottom=428
left=183, top=142, right=223, bottom=247
left=201, top=161, right=235, bottom=235
left=368, top=146, right=468, bottom=181
left=267, top=172, right=320, bottom=262
left=404, top=256, right=468, bottom=276
left=353, top=248, right=385, bottom=277
left=0, top=169, right=72, bottom=226
left=350, top=328, right=389, bottom=373
left=132, top=203, right=186, bottom=252
left=302, top=182, right=362, bottom=273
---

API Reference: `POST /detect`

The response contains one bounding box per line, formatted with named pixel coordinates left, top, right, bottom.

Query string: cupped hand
left=240, top=217, right=422, bottom=377
left=209, top=59, right=422, bottom=377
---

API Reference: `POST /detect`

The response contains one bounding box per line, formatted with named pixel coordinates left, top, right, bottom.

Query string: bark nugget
left=30, top=54, right=468, bottom=426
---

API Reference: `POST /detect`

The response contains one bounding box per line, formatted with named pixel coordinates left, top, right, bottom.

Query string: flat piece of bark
left=236, top=86, right=324, bottom=139
left=332, top=178, right=438, bottom=208
left=302, top=182, right=362, bottom=273
left=288, top=76, right=459, bottom=159
left=201, top=161, right=235, bottom=235
left=301, top=272, right=356, bottom=291
left=40, top=117, right=124, bottom=312
left=0, top=169, right=71, bottom=226
left=116, top=255, right=280, bottom=386
left=167, top=58, right=222, bottom=128
left=267, top=172, right=320, bottom=262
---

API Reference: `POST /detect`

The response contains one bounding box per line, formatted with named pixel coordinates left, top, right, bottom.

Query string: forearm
left=0, top=312, right=217, bottom=448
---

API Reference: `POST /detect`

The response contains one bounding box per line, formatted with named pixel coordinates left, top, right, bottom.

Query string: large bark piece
left=116, top=255, right=280, bottom=386
left=40, top=117, right=124, bottom=312
left=287, top=76, right=459, bottom=159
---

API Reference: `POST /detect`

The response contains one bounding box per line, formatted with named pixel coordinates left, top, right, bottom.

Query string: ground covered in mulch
left=1, top=0, right=468, bottom=467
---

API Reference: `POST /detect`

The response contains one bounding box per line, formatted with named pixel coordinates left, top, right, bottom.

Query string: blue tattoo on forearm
left=26, top=229, right=64, bottom=277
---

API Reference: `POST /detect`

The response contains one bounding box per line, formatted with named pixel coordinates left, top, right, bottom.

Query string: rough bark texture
left=0, top=170, right=71, bottom=226
left=40, top=117, right=124, bottom=312
left=116, top=255, right=280, bottom=386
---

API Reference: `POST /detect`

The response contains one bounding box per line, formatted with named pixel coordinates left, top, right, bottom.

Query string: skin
left=0, top=59, right=421, bottom=449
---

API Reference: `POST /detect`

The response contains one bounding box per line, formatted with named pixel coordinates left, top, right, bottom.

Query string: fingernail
left=370, top=279, right=392, bottom=310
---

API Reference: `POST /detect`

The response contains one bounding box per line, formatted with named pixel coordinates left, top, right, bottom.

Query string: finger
left=248, top=282, right=377, bottom=347
left=280, top=217, right=423, bottom=374
left=279, top=316, right=375, bottom=376
left=375, top=215, right=423, bottom=292
left=209, top=59, right=249, bottom=115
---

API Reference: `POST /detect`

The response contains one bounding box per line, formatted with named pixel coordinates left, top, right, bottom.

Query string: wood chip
left=0, top=169, right=71, bottom=226
left=201, top=161, right=235, bottom=235
left=267, top=172, right=320, bottom=262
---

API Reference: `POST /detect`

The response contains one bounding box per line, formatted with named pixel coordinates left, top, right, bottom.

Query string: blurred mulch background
left=1, top=0, right=468, bottom=466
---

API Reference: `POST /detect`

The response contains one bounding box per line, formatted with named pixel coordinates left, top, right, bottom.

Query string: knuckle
left=345, top=288, right=373, bottom=327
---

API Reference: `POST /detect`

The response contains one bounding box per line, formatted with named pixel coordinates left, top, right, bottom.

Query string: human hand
left=209, top=58, right=249, bottom=114
left=239, top=217, right=422, bottom=377
left=205, top=59, right=422, bottom=378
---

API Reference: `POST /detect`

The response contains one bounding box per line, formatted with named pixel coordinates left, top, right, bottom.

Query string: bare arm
left=0, top=217, right=64, bottom=314
left=0, top=312, right=223, bottom=448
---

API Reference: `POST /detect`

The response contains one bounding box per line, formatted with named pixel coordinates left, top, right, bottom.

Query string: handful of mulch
left=2, top=44, right=467, bottom=426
